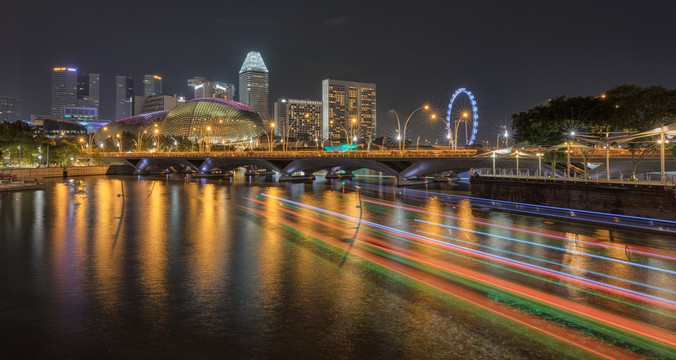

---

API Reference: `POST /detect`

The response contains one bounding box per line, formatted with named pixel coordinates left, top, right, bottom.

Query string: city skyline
left=2, top=0, right=674, bottom=141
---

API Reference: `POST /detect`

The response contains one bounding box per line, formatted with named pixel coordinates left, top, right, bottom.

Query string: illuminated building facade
left=143, top=74, right=162, bottom=97
left=137, top=95, right=179, bottom=114
left=321, top=79, right=376, bottom=143
left=77, top=72, right=100, bottom=108
left=95, top=98, right=263, bottom=147
left=115, top=75, right=134, bottom=120
left=0, top=96, right=22, bottom=122
left=274, top=99, right=322, bottom=139
left=238, top=52, right=269, bottom=119
left=188, top=77, right=236, bottom=100
left=51, top=66, right=78, bottom=118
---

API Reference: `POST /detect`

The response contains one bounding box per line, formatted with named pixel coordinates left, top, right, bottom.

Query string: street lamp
left=116, top=133, right=122, bottom=152
left=536, top=152, right=543, bottom=177
left=154, top=128, right=160, bottom=151
left=453, top=111, right=470, bottom=151
left=491, top=151, right=496, bottom=175
left=399, top=105, right=430, bottom=153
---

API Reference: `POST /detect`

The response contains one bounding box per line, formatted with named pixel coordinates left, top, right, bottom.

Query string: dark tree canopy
left=511, top=85, right=676, bottom=145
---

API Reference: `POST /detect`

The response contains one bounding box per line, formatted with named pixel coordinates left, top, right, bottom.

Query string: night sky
left=2, top=0, right=675, bottom=142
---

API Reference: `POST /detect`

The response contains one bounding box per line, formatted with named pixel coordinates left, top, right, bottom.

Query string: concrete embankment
left=0, top=164, right=134, bottom=179
left=470, top=176, right=676, bottom=221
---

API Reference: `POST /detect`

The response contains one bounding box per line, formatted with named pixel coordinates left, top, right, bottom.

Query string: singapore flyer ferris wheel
left=446, top=88, right=479, bottom=148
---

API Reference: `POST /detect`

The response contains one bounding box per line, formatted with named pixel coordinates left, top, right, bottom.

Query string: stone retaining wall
left=470, top=176, right=676, bottom=220
left=0, top=165, right=134, bottom=179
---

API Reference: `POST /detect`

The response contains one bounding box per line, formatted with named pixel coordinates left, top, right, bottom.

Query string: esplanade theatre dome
left=93, top=111, right=168, bottom=146
left=159, top=98, right=264, bottom=144
left=95, top=98, right=264, bottom=147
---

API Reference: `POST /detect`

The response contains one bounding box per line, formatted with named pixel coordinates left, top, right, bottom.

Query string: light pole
left=116, top=133, right=122, bottom=152
left=566, top=142, right=571, bottom=179
left=401, top=105, right=430, bottom=152
left=536, top=152, right=543, bottom=177
left=453, top=111, right=469, bottom=150
left=659, top=128, right=667, bottom=184
left=515, top=152, right=520, bottom=177
left=206, top=125, right=212, bottom=152
left=284, top=113, right=308, bottom=153
left=154, top=128, right=160, bottom=152
left=492, top=151, right=496, bottom=175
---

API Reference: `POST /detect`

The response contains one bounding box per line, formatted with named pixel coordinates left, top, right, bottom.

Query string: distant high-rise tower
left=274, top=99, right=323, bottom=139
left=188, top=77, right=236, bottom=100
left=77, top=72, right=100, bottom=108
left=238, top=51, right=269, bottom=119
left=322, top=79, right=376, bottom=142
left=143, top=74, right=162, bottom=97
left=115, top=75, right=134, bottom=119
left=0, top=96, right=23, bottom=122
left=51, top=66, right=78, bottom=118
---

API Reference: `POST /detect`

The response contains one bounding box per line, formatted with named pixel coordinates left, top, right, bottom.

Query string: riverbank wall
left=0, top=165, right=134, bottom=179
left=469, top=176, right=676, bottom=220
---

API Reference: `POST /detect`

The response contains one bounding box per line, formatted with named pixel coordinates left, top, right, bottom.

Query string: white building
left=238, top=52, right=269, bottom=119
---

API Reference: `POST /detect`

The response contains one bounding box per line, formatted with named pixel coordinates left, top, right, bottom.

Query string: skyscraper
left=274, top=99, right=323, bottom=140
left=189, top=77, right=237, bottom=100
left=322, top=79, right=376, bottom=143
left=0, top=96, right=23, bottom=122
left=238, top=51, right=269, bottom=119
left=115, top=75, right=134, bottom=119
left=51, top=66, right=78, bottom=118
left=143, top=74, right=162, bottom=97
left=77, top=72, right=100, bottom=108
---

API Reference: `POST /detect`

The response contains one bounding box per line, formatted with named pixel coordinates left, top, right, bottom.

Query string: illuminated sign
left=53, top=67, right=66, bottom=71
left=215, top=85, right=226, bottom=91
left=153, top=75, right=162, bottom=80
left=66, top=67, right=77, bottom=72
left=194, top=84, right=203, bottom=89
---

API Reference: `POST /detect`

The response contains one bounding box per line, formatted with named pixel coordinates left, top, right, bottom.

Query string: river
left=0, top=172, right=674, bottom=359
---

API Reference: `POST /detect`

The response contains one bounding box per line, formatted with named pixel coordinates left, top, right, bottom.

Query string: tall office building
left=238, top=51, right=269, bottom=119
left=188, top=77, right=236, bottom=100
left=115, top=75, right=134, bottom=119
left=0, top=96, right=23, bottom=122
left=274, top=99, right=323, bottom=139
left=77, top=72, right=100, bottom=108
left=143, top=74, right=162, bottom=97
left=321, top=79, right=376, bottom=142
left=51, top=66, right=78, bottom=118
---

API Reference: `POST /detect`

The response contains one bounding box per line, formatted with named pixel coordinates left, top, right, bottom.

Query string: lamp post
left=206, top=125, right=212, bottom=152
left=659, top=128, right=667, bottom=184
left=401, top=105, right=430, bottom=152
left=284, top=113, right=308, bottom=153
left=453, top=111, right=469, bottom=150
left=116, top=133, right=122, bottom=153
left=516, top=152, right=520, bottom=177
left=536, top=152, right=543, bottom=178
left=154, top=128, right=160, bottom=152
left=566, top=142, right=571, bottom=179
left=492, top=151, right=496, bottom=175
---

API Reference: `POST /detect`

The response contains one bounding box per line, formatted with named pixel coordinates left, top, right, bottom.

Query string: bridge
left=100, top=150, right=675, bottom=186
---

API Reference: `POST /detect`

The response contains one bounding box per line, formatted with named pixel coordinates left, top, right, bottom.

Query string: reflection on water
left=0, top=174, right=674, bottom=359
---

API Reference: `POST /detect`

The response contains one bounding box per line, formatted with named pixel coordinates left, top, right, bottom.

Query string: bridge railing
left=98, top=149, right=480, bottom=158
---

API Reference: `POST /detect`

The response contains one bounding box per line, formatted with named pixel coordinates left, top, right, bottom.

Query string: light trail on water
left=246, top=193, right=676, bottom=358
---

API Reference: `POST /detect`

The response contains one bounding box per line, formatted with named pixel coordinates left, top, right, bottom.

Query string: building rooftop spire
left=239, top=51, right=268, bottom=73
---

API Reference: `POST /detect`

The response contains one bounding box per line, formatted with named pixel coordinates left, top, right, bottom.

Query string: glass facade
left=322, top=79, right=376, bottom=142
left=239, top=52, right=269, bottom=119
left=51, top=66, right=78, bottom=118
left=159, top=98, right=264, bottom=144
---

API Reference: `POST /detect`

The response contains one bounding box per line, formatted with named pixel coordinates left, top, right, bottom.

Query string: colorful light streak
left=361, top=197, right=676, bottom=262
left=241, top=195, right=676, bottom=358
left=350, top=183, right=676, bottom=233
